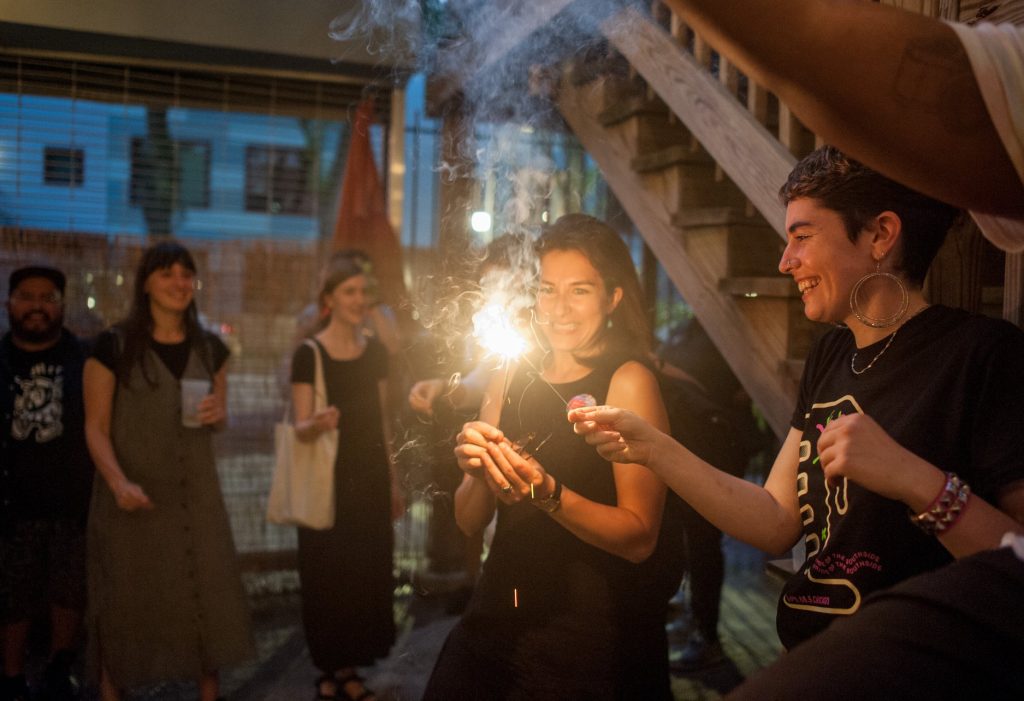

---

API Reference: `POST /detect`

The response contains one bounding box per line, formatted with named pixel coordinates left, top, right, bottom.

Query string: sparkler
left=470, top=291, right=569, bottom=408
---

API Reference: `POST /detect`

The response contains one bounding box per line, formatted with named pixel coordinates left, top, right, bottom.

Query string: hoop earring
left=849, top=261, right=908, bottom=328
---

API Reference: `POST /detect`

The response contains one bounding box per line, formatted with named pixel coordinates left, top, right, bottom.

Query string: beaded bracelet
left=909, top=472, right=971, bottom=536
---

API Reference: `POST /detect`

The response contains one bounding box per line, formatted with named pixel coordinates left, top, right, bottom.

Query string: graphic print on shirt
left=11, top=362, right=64, bottom=443
left=785, top=393, right=868, bottom=616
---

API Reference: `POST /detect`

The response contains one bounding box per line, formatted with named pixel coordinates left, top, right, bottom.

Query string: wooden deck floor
left=223, top=537, right=783, bottom=701
left=670, top=565, right=784, bottom=700
left=114, top=538, right=784, bottom=700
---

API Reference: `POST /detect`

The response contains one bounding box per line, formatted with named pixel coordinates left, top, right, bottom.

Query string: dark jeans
left=679, top=501, right=724, bottom=641
left=726, top=547, right=1024, bottom=700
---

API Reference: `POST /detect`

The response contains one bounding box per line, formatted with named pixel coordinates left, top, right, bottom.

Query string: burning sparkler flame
left=473, top=302, right=529, bottom=361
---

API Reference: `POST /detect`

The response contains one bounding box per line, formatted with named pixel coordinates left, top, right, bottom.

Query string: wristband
left=909, top=472, right=970, bottom=536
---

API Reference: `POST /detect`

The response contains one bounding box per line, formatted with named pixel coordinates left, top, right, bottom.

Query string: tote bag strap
left=308, top=338, right=329, bottom=412
left=281, top=338, right=329, bottom=422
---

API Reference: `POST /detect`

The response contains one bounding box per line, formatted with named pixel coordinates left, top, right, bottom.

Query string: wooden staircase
left=545, top=0, right=1011, bottom=437
left=428, top=0, right=1017, bottom=438
left=552, top=5, right=826, bottom=436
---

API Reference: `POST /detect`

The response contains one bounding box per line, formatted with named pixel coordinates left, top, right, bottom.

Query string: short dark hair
left=9, top=265, right=66, bottom=297
left=779, top=146, right=960, bottom=287
left=537, top=213, right=650, bottom=363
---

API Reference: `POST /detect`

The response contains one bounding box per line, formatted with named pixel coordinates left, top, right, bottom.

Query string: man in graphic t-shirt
left=1, top=266, right=92, bottom=701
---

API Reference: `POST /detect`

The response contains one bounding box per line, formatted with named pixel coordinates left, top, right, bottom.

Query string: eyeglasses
left=10, top=291, right=62, bottom=305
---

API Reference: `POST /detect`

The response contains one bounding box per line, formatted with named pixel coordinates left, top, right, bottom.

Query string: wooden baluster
left=681, top=32, right=713, bottom=152
left=670, top=12, right=686, bottom=43
left=1006, top=253, right=1024, bottom=327
left=715, top=54, right=741, bottom=181
left=693, top=34, right=712, bottom=68
left=778, top=101, right=802, bottom=156
left=718, top=53, right=739, bottom=97
left=651, top=0, right=671, bottom=29
left=747, top=81, right=769, bottom=127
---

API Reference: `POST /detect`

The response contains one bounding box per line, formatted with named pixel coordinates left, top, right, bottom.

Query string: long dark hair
left=115, top=241, right=206, bottom=387
left=535, top=213, right=651, bottom=367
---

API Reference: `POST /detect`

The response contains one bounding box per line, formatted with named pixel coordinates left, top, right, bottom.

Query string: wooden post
left=437, top=98, right=475, bottom=278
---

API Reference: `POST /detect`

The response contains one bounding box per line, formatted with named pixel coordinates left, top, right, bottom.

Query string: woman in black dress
left=423, top=214, right=671, bottom=700
left=290, top=257, right=404, bottom=701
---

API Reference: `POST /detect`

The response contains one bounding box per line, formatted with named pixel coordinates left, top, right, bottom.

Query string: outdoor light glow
left=470, top=210, right=492, bottom=233
left=86, top=296, right=96, bottom=309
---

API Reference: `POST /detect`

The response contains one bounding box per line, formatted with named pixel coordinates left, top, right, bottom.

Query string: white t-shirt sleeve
left=948, top=21, right=1024, bottom=252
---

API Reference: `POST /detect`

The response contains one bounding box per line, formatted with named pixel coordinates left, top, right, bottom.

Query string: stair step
left=631, top=143, right=710, bottom=173
left=719, top=276, right=796, bottom=298
left=676, top=207, right=782, bottom=277
left=566, top=42, right=627, bottom=86
left=598, top=94, right=668, bottom=128
left=674, top=206, right=767, bottom=229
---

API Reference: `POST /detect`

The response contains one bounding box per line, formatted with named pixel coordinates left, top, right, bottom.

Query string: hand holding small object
left=569, top=405, right=658, bottom=466
left=313, top=406, right=340, bottom=432
left=196, top=393, right=226, bottom=426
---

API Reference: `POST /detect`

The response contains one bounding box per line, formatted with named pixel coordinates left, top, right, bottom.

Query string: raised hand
left=569, top=405, right=660, bottom=466
left=817, top=412, right=932, bottom=502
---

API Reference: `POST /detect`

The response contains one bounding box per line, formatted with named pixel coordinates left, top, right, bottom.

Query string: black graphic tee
left=3, top=331, right=92, bottom=521
left=778, top=305, right=1024, bottom=649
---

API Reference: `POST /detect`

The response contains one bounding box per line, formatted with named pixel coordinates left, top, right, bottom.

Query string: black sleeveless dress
left=423, top=355, right=669, bottom=700
left=291, top=338, right=395, bottom=671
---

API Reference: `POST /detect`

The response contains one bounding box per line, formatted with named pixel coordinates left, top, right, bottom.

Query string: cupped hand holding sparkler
left=569, top=405, right=666, bottom=468
left=455, top=420, right=547, bottom=504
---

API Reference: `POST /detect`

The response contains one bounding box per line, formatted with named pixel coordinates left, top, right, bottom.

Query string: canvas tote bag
left=267, top=339, right=339, bottom=529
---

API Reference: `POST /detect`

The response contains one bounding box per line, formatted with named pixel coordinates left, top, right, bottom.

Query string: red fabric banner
left=332, top=99, right=406, bottom=309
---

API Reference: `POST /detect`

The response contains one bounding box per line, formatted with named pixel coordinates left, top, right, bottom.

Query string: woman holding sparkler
left=423, top=214, right=672, bottom=700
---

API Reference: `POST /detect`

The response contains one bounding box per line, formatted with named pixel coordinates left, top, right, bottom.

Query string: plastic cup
left=180, top=379, right=210, bottom=428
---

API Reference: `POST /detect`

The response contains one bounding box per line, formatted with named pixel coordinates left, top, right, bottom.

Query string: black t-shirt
left=778, top=305, right=1024, bottom=649
left=1, top=330, right=93, bottom=522
left=289, top=336, right=389, bottom=475
left=92, top=328, right=229, bottom=379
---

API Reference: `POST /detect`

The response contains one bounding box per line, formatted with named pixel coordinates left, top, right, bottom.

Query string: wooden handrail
left=600, top=6, right=793, bottom=238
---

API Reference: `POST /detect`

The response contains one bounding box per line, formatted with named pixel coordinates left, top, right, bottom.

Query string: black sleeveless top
left=426, top=353, right=671, bottom=700
left=466, top=355, right=630, bottom=623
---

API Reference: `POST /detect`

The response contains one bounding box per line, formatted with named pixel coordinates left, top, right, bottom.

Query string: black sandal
left=335, top=672, right=376, bottom=701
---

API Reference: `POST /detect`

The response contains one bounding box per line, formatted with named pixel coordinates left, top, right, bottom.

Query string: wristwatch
left=532, top=476, right=562, bottom=513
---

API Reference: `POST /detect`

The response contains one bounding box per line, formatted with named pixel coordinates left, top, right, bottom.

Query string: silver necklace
left=850, top=329, right=899, bottom=375
left=850, top=305, right=928, bottom=375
